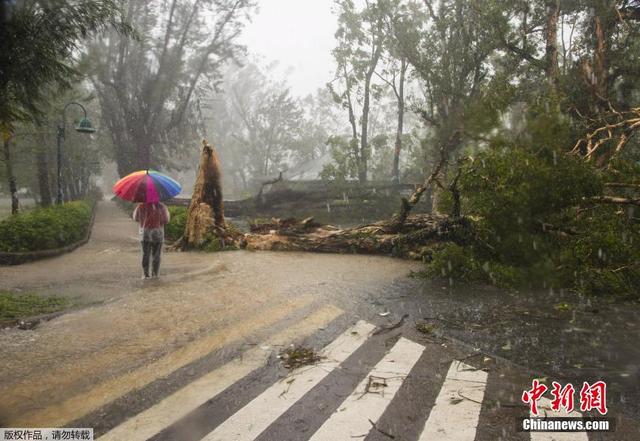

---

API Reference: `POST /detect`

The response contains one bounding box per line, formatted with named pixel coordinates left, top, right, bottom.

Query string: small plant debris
left=279, top=346, right=324, bottom=370
left=554, top=302, right=572, bottom=312
left=415, top=321, right=435, bottom=334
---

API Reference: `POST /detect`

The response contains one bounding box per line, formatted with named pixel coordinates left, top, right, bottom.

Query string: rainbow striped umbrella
left=112, top=170, right=181, bottom=203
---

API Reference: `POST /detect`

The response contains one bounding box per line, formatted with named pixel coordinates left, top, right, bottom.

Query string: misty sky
left=239, top=0, right=337, bottom=98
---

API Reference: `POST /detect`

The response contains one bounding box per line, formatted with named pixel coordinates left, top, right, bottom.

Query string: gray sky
left=239, top=0, right=338, bottom=98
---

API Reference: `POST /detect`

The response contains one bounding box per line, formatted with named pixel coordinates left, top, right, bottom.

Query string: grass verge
left=0, top=291, right=70, bottom=326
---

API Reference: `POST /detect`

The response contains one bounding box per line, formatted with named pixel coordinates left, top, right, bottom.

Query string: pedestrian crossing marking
left=200, top=320, right=375, bottom=441
left=310, top=338, right=425, bottom=441
left=530, top=397, right=589, bottom=441
left=418, top=360, right=488, bottom=441
left=98, top=303, right=343, bottom=441
left=62, top=315, right=593, bottom=441
left=14, top=294, right=315, bottom=428
left=308, top=337, right=424, bottom=441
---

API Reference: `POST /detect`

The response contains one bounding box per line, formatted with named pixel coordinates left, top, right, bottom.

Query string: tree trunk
left=594, top=12, right=608, bottom=104
left=391, top=130, right=461, bottom=229
left=359, top=71, right=374, bottom=183
left=343, top=65, right=360, bottom=168
left=36, top=149, right=52, bottom=207
left=2, top=134, right=19, bottom=214
left=182, top=140, right=226, bottom=248
left=545, top=0, right=560, bottom=92
left=244, top=214, right=472, bottom=261
left=392, top=58, right=407, bottom=184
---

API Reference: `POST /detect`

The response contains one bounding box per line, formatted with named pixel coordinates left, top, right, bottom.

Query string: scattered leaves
left=279, top=346, right=324, bottom=370
left=416, top=322, right=435, bottom=334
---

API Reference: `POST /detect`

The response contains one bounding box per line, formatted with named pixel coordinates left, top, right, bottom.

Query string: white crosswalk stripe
left=200, top=320, right=375, bottom=441
left=418, top=360, right=488, bottom=441
left=308, top=337, right=425, bottom=441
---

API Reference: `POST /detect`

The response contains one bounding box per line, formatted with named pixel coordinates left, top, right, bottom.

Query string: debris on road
left=279, top=346, right=324, bottom=370
left=415, top=321, right=435, bottom=334
left=372, top=314, right=409, bottom=335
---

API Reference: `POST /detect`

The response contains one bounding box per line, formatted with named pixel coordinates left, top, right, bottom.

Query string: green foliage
left=320, top=136, right=359, bottom=181
left=422, top=243, right=489, bottom=283
left=425, top=144, right=640, bottom=300
left=165, top=206, right=241, bottom=251
left=201, top=223, right=242, bottom=252
left=0, top=0, right=132, bottom=124
left=460, top=147, right=602, bottom=266
left=0, top=200, right=92, bottom=252
left=165, top=206, right=187, bottom=242
left=0, top=291, right=70, bottom=324
left=559, top=205, right=640, bottom=300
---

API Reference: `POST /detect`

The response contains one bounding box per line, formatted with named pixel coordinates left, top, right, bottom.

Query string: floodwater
left=379, top=277, right=640, bottom=420
left=0, top=201, right=419, bottom=425
left=0, top=201, right=638, bottom=426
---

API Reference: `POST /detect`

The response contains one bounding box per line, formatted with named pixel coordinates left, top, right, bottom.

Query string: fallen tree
left=242, top=214, right=473, bottom=259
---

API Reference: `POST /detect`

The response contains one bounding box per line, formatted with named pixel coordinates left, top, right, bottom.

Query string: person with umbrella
left=113, top=170, right=181, bottom=279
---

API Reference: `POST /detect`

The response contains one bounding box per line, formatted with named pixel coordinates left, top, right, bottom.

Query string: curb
left=0, top=201, right=98, bottom=266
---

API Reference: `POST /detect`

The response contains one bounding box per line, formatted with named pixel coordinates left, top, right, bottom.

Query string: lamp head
left=75, top=117, right=96, bottom=134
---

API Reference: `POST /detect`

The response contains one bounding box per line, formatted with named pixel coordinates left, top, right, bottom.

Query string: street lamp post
left=56, top=102, right=96, bottom=205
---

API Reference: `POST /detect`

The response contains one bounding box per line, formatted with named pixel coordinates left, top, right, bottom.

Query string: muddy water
left=1, top=201, right=638, bottom=424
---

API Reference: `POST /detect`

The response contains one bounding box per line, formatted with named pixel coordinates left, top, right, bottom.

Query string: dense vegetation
left=165, top=206, right=187, bottom=243
left=425, top=146, right=640, bottom=300
left=0, top=200, right=93, bottom=252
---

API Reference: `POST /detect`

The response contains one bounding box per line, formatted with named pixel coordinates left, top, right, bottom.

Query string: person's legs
left=151, top=241, right=162, bottom=277
left=141, top=241, right=152, bottom=278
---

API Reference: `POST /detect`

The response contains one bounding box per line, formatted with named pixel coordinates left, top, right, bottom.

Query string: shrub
left=458, top=146, right=602, bottom=266
left=422, top=243, right=489, bottom=283
left=424, top=145, right=640, bottom=300
left=165, top=206, right=187, bottom=242
left=559, top=205, right=640, bottom=299
left=163, top=206, right=241, bottom=250
left=0, top=200, right=93, bottom=252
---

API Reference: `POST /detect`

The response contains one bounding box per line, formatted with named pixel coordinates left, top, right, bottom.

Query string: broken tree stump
left=181, top=140, right=231, bottom=249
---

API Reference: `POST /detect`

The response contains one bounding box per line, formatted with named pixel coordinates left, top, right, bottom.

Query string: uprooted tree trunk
left=180, top=140, right=231, bottom=249
left=242, top=214, right=473, bottom=260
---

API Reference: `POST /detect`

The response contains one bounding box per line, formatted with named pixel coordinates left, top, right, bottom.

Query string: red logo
left=550, top=381, right=575, bottom=412
left=522, top=380, right=607, bottom=416
left=580, top=381, right=608, bottom=415
left=522, top=379, right=548, bottom=416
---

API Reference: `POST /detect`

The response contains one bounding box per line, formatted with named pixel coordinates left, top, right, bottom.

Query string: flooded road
left=0, top=202, right=420, bottom=427
left=0, top=201, right=638, bottom=439
left=383, top=279, right=640, bottom=420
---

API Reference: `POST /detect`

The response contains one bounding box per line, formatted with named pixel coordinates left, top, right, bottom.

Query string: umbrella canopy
left=113, top=170, right=181, bottom=203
